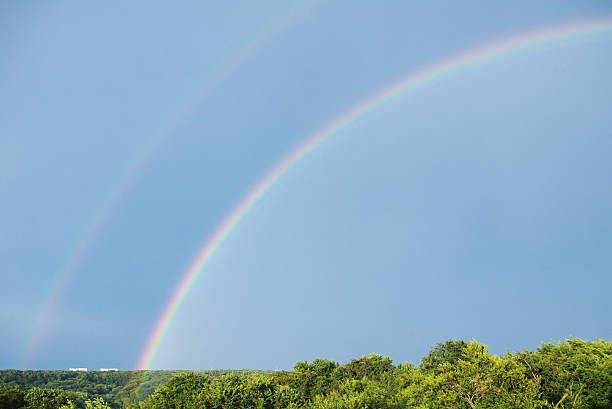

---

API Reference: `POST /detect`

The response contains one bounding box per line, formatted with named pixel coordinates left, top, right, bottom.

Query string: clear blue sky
left=1, top=0, right=611, bottom=370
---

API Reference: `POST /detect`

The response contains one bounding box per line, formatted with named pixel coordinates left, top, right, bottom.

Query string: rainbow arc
left=135, top=17, right=612, bottom=370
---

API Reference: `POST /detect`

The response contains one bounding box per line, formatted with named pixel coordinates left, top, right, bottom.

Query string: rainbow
left=136, top=17, right=612, bottom=370
left=19, top=2, right=317, bottom=369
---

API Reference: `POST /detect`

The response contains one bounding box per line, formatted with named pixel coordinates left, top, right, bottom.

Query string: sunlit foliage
left=1, top=338, right=610, bottom=409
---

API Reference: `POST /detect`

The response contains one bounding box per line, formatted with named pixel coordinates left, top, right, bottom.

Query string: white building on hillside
left=100, top=368, right=119, bottom=372
left=69, top=368, right=87, bottom=372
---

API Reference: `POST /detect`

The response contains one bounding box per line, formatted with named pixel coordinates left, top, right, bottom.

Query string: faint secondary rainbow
left=136, top=17, right=612, bottom=370
left=19, top=2, right=318, bottom=369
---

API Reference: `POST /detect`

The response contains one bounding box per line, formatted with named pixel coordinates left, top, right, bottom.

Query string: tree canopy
left=1, top=338, right=610, bottom=409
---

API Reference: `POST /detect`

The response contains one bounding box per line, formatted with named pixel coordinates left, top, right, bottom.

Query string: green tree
left=276, top=359, right=342, bottom=401
left=420, top=339, right=468, bottom=373
left=0, top=385, right=27, bottom=409
left=434, top=341, right=543, bottom=408
left=203, top=375, right=279, bottom=409
left=344, top=354, right=394, bottom=380
left=306, top=380, right=366, bottom=409
left=84, top=398, right=111, bottom=409
left=139, top=373, right=208, bottom=409
left=23, top=388, right=71, bottom=409
left=517, top=338, right=612, bottom=409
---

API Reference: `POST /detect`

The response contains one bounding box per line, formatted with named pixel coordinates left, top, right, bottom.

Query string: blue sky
left=2, top=1, right=612, bottom=370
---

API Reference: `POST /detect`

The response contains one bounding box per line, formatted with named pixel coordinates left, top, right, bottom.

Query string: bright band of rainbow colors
left=136, top=17, right=612, bottom=370
left=19, top=2, right=317, bottom=369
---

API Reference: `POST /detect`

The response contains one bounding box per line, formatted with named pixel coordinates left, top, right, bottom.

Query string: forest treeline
left=0, top=370, right=270, bottom=408
left=1, top=338, right=610, bottom=409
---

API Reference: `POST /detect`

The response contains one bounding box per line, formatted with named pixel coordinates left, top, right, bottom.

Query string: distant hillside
left=0, top=369, right=272, bottom=407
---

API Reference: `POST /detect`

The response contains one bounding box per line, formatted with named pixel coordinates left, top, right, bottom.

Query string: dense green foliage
left=0, top=370, right=270, bottom=408
left=2, top=338, right=610, bottom=409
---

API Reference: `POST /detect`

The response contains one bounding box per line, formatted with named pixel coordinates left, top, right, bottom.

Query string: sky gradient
left=2, top=0, right=612, bottom=370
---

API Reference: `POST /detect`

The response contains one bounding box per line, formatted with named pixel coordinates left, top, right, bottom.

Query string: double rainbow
left=19, top=2, right=317, bottom=369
